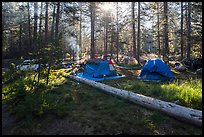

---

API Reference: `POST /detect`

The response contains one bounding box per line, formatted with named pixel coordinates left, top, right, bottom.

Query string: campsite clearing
left=2, top=67, right=202, bottom=135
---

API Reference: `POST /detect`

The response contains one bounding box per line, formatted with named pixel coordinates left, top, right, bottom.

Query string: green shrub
left=14, top=92, right=42, bottom=119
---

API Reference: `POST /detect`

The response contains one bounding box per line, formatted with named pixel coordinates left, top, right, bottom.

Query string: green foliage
left=103, top=77, right=202, bottom=110
left=2, top=69, right=72, bottom=125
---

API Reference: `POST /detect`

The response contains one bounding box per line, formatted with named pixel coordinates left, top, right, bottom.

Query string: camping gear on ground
left=121, top=57, right=138, bottom=65
left=76, top=58, right=125, bottom=81
left=67, top=62, right=74, bottom=68
left=137, top=58, right=174, bottom=82
left=181, top=58, right=202, bottom=70
left=196, top=68, right=202, bottom=75
left=174, top=62, right=186, bottom=72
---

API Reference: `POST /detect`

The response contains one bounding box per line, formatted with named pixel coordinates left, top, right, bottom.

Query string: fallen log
left=68, top=75, right=202, bottom=127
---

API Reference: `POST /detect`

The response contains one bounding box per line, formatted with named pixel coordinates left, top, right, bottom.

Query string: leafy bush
left=3, top=69, right=73, bottom=123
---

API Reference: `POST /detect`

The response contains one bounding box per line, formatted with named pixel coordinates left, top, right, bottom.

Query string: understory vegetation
left=102, top=75, right=202, bottom=110
left=2, top=68, right=202, bottom=135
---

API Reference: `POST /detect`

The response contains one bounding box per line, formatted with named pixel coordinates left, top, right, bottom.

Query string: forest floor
left=2, top=101, right=84, bottom=135
left=2, top=56, right=202, bottom=135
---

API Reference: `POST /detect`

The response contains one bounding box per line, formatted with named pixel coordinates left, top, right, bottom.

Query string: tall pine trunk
left=186, top=2, right=191, bottom=60
left=132, top=2, right=137, bottom=59
left=180, top=2, right=184, bottom=60
left=37, top=2, right=43, bottom=85
left=45, top=2, right=50, bottom=85
left=157, top=2, right=160, bottom=55
left=90, top=3, right=95, bottom=59
left=137, top=2, right=140, bottom=64
left=116, top=2, right=119, bottom=63
left=39, top=2, right=43, bottom=36
left=34, top=2, right=38, bottom=52
left=51, top=3, right=56, bottom=39
left=79, top=2, right=82, bottom=52
left=163, top=2, right=169, bottom=63
left=104, top=11, right=108, bottom=60
left=19, top=20, right=22, bottom=57
left=55, top=2, right=60, bottom=39
left=27, top=2, right=32, bottom=52
left=110, top=25, right=113, bottom=57
left=45, top=2, right=48, bottom=47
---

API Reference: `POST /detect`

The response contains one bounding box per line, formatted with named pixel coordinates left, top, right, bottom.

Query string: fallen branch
left=69, top=75, right=202, bottom=127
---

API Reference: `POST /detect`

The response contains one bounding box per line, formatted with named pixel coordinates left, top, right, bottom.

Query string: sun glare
left=101, top=2, right=113, bottom=11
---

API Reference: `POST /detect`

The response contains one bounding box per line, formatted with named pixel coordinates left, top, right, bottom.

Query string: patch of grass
left=2, top=68, right=202, bottom=135
left=103, top=77, right=202, bottom=110
left=2, top=69, right=74, bottom=127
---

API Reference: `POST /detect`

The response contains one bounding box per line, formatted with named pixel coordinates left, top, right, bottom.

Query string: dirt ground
left=2, top=101, right=85, bottom=135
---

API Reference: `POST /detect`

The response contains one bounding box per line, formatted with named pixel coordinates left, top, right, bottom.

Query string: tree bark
left=37, top=2, right=43, bottom=85
left=104, top=11, right=108, bottom=60
left=132, top=2, right=137, bottom=60
left=39, top=2, right=43, bottom=36
left=45, top=2, right=49, bottom=84
left=45, top=2, right=48, bottom=47
left=186, top=2, right=191, bottom=60
left=116, top=2, right=119, bottom=63
left=110, top=25, right=113, bottom=57
left=46, top=64, right=51, bottom=85
left=163, top=2, right=169, bottom=64
left=19, top=21, right=22, bottom=57
left=55, top=2, right=60, bottom=39
left=157, top=2, right=160, bottom=55
left=137, top=2, right=140, bottom=64
left=27, top=2, right=32, bottom=51
left=51, top=3, right=56, bottom=39
left=79, top=2, right=82, bottom=52
left=69, top=75, right=202, bottom=127
left=90, top=2, right=95, bottom=59
left=180, top=2, right=184, bottom=60
left=34, top=2, right=38, bottom=51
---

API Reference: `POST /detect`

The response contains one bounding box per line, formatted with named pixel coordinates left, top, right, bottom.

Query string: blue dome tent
left=137, top=58, right=174, bottom=82
left=76, top=58, right=125, bottom=81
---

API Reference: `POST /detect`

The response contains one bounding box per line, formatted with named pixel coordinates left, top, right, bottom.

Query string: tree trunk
left=69, top=75, right=202, bottom=127
left=79, top=2, right=82, bottom=52
left=163, top=2, right=169, bottom=63
left=73, top=49, right=75, bottom=61
left=45, top=2, right=49, bottom=84
left=110, top=25, right=113, bottom=57
left=51, top=3, right=56, bottom=39
left=90, top=2, right=95, bottom=59
left=104, top=12, right=108, bottom=60
left=180, top=2, right=184, bottom=60
left=45, top=2, right=48, bottom=47
left=116, top=2, right=119, bottom=63
left=137, top=2, right=140, bottom=65
left=184, top=3, right=188, bottom=59
left=19, top=21, right=22, bottom=57
left=132, top=2, right=137, bottom=59
left=55, top=2, right=60, bottom=39
left=46, top=64, right=51, bottom=85
left=34, top=2, right=38, bottom=52
left=27, top=2, right=32, bottom=51
left=157, top=2, right=160, bottom=55
left=37, top=2, right=43, bottom=85
left=39, top=2, right=43, bottom=36
left=37, top=63, right=41, bottom=86
left=186, top=2, right=191, bottom=60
